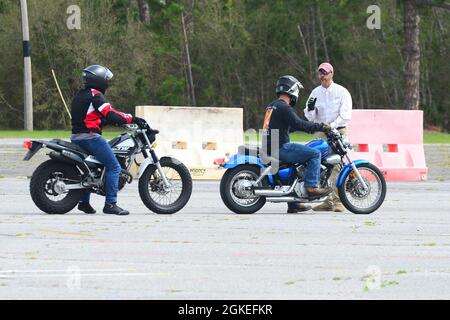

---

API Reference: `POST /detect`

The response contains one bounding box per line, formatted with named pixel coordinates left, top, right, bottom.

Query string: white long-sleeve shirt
left=304, top=82, right=352, bottom=129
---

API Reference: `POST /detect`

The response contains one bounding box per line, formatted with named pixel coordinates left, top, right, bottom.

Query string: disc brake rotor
left=148, top=167, right=182, bottom=206
left=346, top=177, right=371, bottom=199
left=150, top=178, right=170, bottom=195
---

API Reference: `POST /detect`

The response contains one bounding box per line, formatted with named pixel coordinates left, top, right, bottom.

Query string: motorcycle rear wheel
left=220, top=165, right=266, bottom=214
left=30, top=160, right=84, bottom=214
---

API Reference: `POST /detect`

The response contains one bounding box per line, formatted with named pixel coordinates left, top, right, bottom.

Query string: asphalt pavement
left=0, top=139, right=449, bottom=299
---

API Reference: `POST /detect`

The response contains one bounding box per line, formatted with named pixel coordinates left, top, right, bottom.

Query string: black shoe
left=78, top=202, right=96, bottom=214
left=287, top=203, right=312, bottom=213
left=103, top=203, right=130, bottom=216
left=306, top=187, right=332, bottom=199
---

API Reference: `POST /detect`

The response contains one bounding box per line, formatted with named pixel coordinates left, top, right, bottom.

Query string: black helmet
left=82, top=65, right=114, bottom=93
left=276, top=75, right=304, bottom=107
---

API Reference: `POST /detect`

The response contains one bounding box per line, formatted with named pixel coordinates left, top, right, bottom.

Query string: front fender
left=336, top=160, right=370, bottom=187
left=137, top=157, right=154, bottom=179
left=137, top=156, right=177, bottom=179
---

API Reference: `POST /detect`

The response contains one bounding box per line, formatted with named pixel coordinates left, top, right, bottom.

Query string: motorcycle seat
left=53, top=139, right=89, bottom=156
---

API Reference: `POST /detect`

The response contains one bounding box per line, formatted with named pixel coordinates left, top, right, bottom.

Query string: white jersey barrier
left=134, top=106, right=243, bottom=179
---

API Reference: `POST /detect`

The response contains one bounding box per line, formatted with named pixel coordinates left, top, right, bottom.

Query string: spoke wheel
left=30, top=160, right=83, bottom=214
left=139, top=158, right=192, bottom=214
left=338, top=163, right=386, bottom=214
left=220, top=165, right=267, bottom=214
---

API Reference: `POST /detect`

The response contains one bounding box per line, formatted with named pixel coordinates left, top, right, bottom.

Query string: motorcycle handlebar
left=326, top=128, right=341, bottom=139
left=123, top=123, right=160, bottom=135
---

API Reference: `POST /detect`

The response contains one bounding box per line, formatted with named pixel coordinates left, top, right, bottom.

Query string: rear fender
left=223, top=154, right=275, bottom=185
left=23, top=140, right=44, bottom=160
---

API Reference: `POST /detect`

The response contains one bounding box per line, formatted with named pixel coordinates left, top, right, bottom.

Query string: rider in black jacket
left=70, top=65, right=147, bottom=216
left=262, top=75, right=332, bottom=213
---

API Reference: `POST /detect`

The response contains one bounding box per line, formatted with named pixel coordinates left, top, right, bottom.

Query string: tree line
left=0, top=0, right=448, bottom=131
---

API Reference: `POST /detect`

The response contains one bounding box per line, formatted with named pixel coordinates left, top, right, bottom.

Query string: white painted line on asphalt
left=0, top=273, right=170, bottom=278
left=0, top=269, right=133, bottom=273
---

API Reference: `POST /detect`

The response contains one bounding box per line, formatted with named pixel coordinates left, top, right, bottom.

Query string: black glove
left=133, top=116, right=148, bottom=129
left=321, top=123, right=332, bottom=133
left=307, top=97, right=317, bottom=111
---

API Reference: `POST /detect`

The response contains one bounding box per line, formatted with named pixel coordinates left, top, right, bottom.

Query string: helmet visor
left=105, top=68, right=114, bottom=80
left=287, top=82, right=303, bottom=99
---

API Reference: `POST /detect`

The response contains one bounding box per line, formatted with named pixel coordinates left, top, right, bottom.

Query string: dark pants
left=71, top=136, right=121, bottom=204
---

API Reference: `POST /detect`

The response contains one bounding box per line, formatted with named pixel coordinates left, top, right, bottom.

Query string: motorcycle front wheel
left=138, top=157, right=192, bottom=214
left=338, top=163, right=386, bottom=214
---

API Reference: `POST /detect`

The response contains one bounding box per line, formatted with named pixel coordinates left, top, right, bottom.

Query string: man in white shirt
left=304, top=62, right=352, bottom=212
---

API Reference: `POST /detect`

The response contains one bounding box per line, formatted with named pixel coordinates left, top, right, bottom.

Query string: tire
left=138, top=157, right=192, bottom=214
left=338, top=163, right=386, bottom=214
left=30, top=160, right=83, bottom=214
left=220, top=165, right=266, bottom=214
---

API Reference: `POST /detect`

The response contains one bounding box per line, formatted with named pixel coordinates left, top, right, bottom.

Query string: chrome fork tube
left=142, top=129, right=171, bottom=189
left=155, top=161, right=171, bottom=189
left=345, top=154, right=368, bottom=190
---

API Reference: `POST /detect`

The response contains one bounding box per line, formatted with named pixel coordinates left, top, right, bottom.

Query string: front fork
left=344, top=155, right=368, bottom=190
left=142, top=132, right=171, bottom=189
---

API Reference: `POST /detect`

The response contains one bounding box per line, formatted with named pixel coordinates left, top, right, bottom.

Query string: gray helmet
left=276, top=75, right=304, bottom=107
left=82, top=65, right=114, bottom=93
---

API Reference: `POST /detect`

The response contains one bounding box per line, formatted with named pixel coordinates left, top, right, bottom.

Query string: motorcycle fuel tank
left=110, top=134, right=137, bottom=155
left=305, top=139, right=329, bottom=158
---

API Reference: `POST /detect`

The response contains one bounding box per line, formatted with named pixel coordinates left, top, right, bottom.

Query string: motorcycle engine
left=294, top=181, right=308, bottom=198
left=298, top=164, right=329, bottom=189
left=117, top=155, right=131, bottom=170
left=116, top=155, right=133, bottom=191
left=119, top=170, right=133, bottom=191
left=296, top=165, right=306, bottom=179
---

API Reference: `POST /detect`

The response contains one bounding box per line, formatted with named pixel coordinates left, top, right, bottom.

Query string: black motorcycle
left=23, top=123, right=192, bottom=215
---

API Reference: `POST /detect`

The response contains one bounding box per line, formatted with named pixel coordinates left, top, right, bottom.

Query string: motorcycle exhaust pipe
left=266, top=197, right=300, bottom=203
left=253, top=180, right=297, bottom=197
left=265, top=197, right=325, bottom=204
left=50, top=151, right=91, bottom=175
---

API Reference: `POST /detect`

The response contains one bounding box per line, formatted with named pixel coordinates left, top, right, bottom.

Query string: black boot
left=103, top=203, right=130, bottom=216
left=78, top=202, right=96, bottom=214
left=287, top=203, right=312, bottom=214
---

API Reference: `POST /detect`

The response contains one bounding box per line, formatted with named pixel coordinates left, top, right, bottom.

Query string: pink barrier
left=346, top=110, right=428, bottom=181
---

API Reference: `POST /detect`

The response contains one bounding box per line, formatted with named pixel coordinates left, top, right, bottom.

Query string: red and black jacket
left=71, top=88, right=133, bottom=134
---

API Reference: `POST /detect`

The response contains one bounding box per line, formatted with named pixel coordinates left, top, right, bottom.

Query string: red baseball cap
left=318, top=62, right=334, bottom=73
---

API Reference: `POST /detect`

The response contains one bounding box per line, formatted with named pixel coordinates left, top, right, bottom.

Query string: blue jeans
left=278, top=142, right=321, bottom=188
left=71, top=136, right=121, bottom=204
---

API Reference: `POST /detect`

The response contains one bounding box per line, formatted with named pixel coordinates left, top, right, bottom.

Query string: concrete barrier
left=346, top=110, right=428, bottom=181
left=132, top=107, right=427, bottom=182
left=134, top=106, right=243, bottom=179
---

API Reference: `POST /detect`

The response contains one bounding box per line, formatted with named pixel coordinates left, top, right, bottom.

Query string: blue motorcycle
left=220, top=129, right=386, bottom=214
